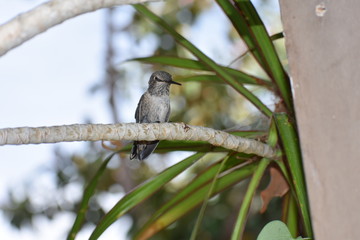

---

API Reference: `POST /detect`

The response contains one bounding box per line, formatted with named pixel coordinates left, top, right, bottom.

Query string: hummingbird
left=130, top=71, right=181, bottom=160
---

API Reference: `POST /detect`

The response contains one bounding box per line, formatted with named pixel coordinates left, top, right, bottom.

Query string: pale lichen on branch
left=0, top=123, right=277, bottom=158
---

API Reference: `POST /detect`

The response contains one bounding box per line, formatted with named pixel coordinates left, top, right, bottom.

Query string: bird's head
left=149, top=71, right=181, bottom=86
left=147, top=71, right=181, bottom=95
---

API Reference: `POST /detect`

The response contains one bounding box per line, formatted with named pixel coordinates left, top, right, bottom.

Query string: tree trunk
left=279, top=1, right=360, bottom=239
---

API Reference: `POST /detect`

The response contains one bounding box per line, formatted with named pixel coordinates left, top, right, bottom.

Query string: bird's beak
left=169, top=79, right=182, bottom=85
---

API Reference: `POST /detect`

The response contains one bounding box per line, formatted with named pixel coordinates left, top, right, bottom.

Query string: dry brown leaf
left=260, top=166, right=289, bottom=213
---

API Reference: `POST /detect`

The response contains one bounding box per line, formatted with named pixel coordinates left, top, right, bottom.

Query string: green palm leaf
left=274, top=113, right=313, bottom=237
left=134, top=161, right=258, bottom=239
left=134, top=4, right=273, bottom=117
left=132, top=56, right=271, bottom=86
left=89, top=152, right=205, bottom=240
left=216, top=0, right=292, bottom=112
left=67, top=152, right=117, bottom=240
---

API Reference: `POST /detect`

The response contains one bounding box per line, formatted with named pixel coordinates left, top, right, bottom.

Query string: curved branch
left=0, top=0, right=159, bottom=56
left=0, top=123, right=277, bottom=158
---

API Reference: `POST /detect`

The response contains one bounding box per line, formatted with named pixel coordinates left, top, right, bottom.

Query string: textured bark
left=0, top=123, right=277, bottom=158
left=0, top=0, right=159, bottom=56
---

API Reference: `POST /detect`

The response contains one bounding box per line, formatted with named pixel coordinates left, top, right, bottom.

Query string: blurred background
left=0, top=0, right=286, bottom=239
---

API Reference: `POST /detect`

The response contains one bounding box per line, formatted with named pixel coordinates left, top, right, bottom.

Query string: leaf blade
left=233, top=0, right=293, bottom=111
left=120, top=131, right=267, bottom=153
left=274, top=113, right=313, bottom=238
left=135, top=161, right=258, bottom=240
left=136, top=154, right=247, bottom=235
left=67, top=152, right=117, bottom=240
left=131, top=56, right=271, bottom=86
left=231, top=158, right=270, bottom=240
left=89, top=152, right=205, bottom=240
left=257, top=220, right=294, bottom=240
left=216, top=0, right=292, bottom=112
left=134, top=4, right=273, bottom=117
left=190, top=154, right=231, bottom=240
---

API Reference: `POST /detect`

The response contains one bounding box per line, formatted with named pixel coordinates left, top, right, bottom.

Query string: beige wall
left=279, top=0, right=360, bottom=239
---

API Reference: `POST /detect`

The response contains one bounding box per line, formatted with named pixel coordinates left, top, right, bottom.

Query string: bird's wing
left=135, top=94, right=144, bottom=123
left=165, top=105, right=170, bottom=122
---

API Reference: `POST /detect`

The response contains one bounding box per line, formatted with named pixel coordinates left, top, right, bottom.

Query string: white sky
left=0, top=1, right=124, bottom=239
left=0, top=2, right=105, bottom=189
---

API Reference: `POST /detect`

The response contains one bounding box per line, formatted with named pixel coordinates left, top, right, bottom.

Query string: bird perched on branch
left=130, top=71, right=181, bottom=160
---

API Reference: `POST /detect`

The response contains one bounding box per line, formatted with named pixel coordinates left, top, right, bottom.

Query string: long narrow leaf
left=233, top=0, right=293, bottom=112
left=190, top=155, right=230, bottom=240
left=120, top=140, right=222, bottom=153
left=231, top=158, right=270, bottom=239
left=216, top=0, right=265, bottom=68
left=177, top=73, right=271, bottom=88
left=89, top=152, right=205, bottom=240
left=282, top=193, right=299, bottom=237
left=135, top=154, right=247, bottom=237
left=67, top=152, right=117, bottom=240
left=216, top=0, right=292, bottom=112
left=176, top=75, right=224, bottom=84
left=132, top=56, right=271, bottom=86
left=120, top=140, right=256, bottom=154
left=231, top=118, right=278, bottom=239
left=221, top=31, right=284, bottom=69
left=134, top=4, right=273, bottom=117
left=135, top=162, right=258, bottom=240
left=274, top=113, right=313, bottom=237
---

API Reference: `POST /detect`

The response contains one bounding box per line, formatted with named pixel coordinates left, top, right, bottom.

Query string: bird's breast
left=142, top=94, right=170, bottom=123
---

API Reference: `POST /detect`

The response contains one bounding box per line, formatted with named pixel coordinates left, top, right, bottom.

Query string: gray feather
left=130, top=71, right=181, bottom=160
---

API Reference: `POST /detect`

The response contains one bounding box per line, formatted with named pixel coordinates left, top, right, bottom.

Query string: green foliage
left=134, top=4, right=273, bottom=117
left=67, top=152, right=118, bottom=240
left=2, top=1, right=312, bottom=239
left=257, top=220, right=308, bottom=240
left=84, top=2, right=310, bottom=239
left=231, top=157, right=271, bottom=239
left=258, top=221, right=292, bottom=240
left=274, top=113, right=313, bottom=237
left=189, top=154, right=230, bottom=240
left=120, top=130, right=266, bottom=153
left=135, top=158, right=258, bottom=240
left=132, top=56, right=272, bottom=86
left=89, top=153, right=205, bottom=239
left=231, top=121, right=278, bottom=239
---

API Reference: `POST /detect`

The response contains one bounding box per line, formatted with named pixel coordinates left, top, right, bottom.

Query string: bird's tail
left=130, top=141, right=160, bottom=160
